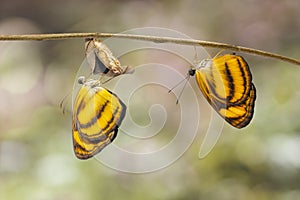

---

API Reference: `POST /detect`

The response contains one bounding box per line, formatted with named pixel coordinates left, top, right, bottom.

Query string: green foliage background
left=0, top=0, right=300, bottom=199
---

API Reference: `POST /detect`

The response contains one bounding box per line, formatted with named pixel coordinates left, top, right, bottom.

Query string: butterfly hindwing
left=72, top=79, right=126, bottom=159
left=194, top=54, right=256, bottom=128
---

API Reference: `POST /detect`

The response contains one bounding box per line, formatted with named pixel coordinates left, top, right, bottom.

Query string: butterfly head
left=188, top=68, right=196, bottom=76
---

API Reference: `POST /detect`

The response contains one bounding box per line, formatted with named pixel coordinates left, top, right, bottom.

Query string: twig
left=0, top=32, right=299, bottom=66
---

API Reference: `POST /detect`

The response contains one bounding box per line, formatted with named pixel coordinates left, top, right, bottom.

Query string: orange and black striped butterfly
left=72, top=76, right=126, bottom=159
left=189, top=54, right=256, bottom=128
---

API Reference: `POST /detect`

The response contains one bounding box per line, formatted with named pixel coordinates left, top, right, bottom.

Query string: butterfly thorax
left=77, top=76, right=101, bottom=90
left=196, top=59, right=212, bottom=70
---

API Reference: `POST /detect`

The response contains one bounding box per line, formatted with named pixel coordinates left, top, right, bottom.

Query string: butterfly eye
left=77, top=76, right=86, bottom=85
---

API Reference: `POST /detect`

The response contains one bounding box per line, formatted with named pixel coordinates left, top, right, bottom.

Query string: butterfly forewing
left=72, top=79, right=126, bottom=159
left=195, top=54, right=256, bottom=128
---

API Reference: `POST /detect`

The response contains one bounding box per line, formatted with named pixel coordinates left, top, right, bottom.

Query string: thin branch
left=0, top=32, right=299, bottom=66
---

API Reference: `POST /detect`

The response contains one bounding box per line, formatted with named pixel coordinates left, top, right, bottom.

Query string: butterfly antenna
left=193, top=46, right=199, bottom=64
left=175, top=75, right=190, bottom=105
left=214, top=49, right=225, bottom=59
left=168, top=73, right=190, bottom=93
left=59, top=92, right=71, bottom=114
left=101, top=75, right=118, bottom=85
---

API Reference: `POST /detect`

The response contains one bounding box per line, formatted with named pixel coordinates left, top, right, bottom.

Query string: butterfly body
left=191, top=54, right=256, bottom=128
left=72, top=77, right=126, bottom=159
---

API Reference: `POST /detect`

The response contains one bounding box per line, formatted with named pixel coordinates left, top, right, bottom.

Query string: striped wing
left=72, top=80, right=126, bottom=159
left=195, top=54, right=256, bottom=128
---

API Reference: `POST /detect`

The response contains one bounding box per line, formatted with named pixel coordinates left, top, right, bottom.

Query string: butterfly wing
left=72, top=80, right=126, bottom=159
left=195, top=54, right=256, bottom=128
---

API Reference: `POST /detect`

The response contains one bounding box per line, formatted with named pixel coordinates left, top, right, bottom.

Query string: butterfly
left=72, top=76, right=126, bottom=159
left=189, top=53, right=256, bottom=128
left=85, top=38, right=133, bottom=77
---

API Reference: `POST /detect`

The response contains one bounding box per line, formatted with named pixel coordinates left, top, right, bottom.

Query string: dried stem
left=0, top=32, right=299, bottom=66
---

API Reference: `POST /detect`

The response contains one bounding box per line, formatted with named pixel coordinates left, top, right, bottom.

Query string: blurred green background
left=1, top=0, right=300, bottom=199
